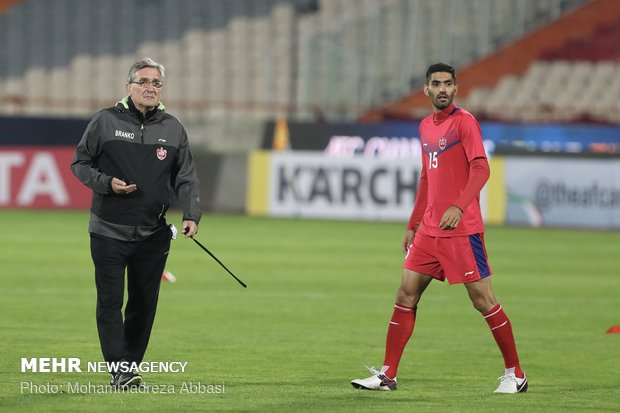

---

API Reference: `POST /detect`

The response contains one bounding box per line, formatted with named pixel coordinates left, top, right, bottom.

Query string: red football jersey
left=415, top=104, right=487, bottom=237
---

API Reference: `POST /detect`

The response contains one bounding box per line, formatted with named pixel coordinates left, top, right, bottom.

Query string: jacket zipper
left=133, top=122, right=145, bottom=240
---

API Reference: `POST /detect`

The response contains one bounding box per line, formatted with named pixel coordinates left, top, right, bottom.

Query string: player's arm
left=403, top=165, right=428, bottom=253
left=452, top=157, right=490, bottom=211
left=439, top=157, right=489, bottom=230
left=439, top=115, right=490, bottom=230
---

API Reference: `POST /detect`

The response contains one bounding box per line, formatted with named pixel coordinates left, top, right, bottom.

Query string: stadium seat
left=0, top=0, right=606, bottom=135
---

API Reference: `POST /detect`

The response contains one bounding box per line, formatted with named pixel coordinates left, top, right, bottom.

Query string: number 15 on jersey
left=428, top=151, right=438, bottom=169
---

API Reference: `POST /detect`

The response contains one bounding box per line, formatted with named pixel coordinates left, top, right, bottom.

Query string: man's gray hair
left=127, top=58, right=166, bottom=83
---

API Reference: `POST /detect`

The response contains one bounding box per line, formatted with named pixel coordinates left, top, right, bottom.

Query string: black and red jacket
left=71, top=96, right=201, bottom=241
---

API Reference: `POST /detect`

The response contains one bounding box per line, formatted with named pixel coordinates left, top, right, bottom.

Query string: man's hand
left=111, top=178, right=137, bottom=195
left=439, top=205, right=463, bottom=230
left=402, top=229, right=415, bottom=254
left=182, top=220, right=198, bottom=238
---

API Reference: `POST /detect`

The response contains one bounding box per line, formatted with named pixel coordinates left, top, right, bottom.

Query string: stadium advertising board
left=263, top=119, right=440, bottom=158
left=271, top=152, right=420, bottom=220
left=504, top=157, right=620, bottom=228
left=248, top=151, right=420, bottom=220
left=0, top=147, right=91, bottom=209
left=247, top=151, right=496, bottom=222
left=0, top=116, right=91, bottom=209
left=262, top=119, right=620, bottom=155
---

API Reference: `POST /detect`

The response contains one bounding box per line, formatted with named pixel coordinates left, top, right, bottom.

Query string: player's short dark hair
left=425, top=63, right=456, bottom=84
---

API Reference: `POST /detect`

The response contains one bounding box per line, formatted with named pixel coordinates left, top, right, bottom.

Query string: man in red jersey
left=351, top=63, right=527, bottom=394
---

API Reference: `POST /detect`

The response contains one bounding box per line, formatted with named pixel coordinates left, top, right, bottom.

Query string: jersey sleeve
left=459, top=114, right=487, bottom=162
left=452, top=157, right=490, bottom=211
left=451, top=114, right=489, bottom=211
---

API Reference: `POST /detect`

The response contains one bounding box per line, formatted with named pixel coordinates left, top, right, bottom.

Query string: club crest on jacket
left=156, top=147, right=167, bottom=160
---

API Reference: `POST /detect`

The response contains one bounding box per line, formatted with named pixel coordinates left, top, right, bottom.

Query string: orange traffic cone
left=606, top=325, right=620, bottom=334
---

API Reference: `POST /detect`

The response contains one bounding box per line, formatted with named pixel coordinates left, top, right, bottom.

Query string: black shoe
left=110, top=371, right=142, bottom=389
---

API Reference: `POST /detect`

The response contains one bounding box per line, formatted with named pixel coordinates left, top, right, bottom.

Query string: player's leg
left=395, top=268, right=433, bottom=307
left=351, top=269, right=432, bottom=391
left=463, top=276, right=497, bottom=313
left=385, top=269, right=433, bottom=376
left=438, top=233, right=526, bottom=393
left=352, top=233, right=443, bottom=390
left=464, top=269, right=527, bottom=393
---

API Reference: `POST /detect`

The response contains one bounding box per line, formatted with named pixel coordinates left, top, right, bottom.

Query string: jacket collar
left=116, top=96, right=165, bottom=122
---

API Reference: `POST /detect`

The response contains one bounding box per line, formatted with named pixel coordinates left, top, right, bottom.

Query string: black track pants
left=90, top=227, right=171, bottom=364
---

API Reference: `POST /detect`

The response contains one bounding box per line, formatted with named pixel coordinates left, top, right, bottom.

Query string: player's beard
left=433, top=93, right=453, bottom=110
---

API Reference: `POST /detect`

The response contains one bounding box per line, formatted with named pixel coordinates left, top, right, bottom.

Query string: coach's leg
left=465, top=278, right=524, bottom=378
left=124, top=228, right=171, bottom=363
left=91, top=235, right=130, bottom=363
left=381, top=270, right=433, bottom=379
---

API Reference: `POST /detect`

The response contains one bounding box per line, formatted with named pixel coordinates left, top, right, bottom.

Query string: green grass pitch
left=0, top=210, right=618, bottom=412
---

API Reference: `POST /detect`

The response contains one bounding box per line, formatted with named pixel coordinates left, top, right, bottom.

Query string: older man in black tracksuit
left=71, top=58, right=201, bottom=389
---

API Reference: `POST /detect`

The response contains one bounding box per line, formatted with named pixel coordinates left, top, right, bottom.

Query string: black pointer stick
left=184, top=227, right=247, bottom=288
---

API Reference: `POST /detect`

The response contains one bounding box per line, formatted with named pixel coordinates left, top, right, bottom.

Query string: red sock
left=382, top=303, right=416, bottom=379
left=483, top=303, right=524, bottom=378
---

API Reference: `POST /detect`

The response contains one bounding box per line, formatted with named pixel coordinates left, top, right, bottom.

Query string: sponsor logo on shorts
left=464, top=270, right=475, bottom=276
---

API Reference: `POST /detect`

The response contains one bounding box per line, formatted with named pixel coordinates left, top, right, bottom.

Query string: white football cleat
left=494, top=372, right=528, bottom=394
left=351, top=366, right=397, bottom=391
